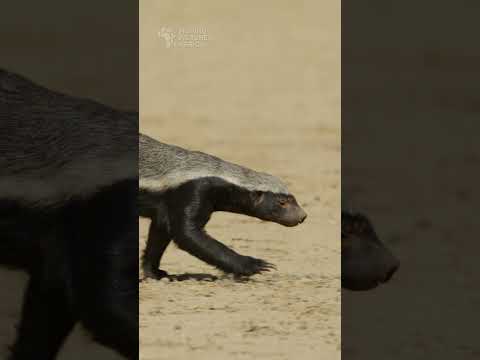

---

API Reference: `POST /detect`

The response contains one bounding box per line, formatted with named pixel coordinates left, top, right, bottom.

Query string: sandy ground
left=140, top=1, right=340, bottom=360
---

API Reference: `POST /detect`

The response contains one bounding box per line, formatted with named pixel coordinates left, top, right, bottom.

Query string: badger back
left=0, top=69, right=137, bottom=206
left=139, top=134, right=290, bottom=195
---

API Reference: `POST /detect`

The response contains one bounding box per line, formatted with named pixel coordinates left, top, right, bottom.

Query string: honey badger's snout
left=341, top=211, right=399, bottom=291
left=296, top=207, right=308, bottom=224
left=282, top=201, right=307, bottom=226
left=253, top=192, right=307, bottom=227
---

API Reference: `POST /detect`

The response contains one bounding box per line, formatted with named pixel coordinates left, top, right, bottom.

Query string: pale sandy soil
left=140, top=1, right=340, bottom=360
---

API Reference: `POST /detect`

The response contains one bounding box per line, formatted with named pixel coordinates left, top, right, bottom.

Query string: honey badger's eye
left=342, top=223, right=353, bottom=235
left=353, top=220, right=364, bottom=233
left=279, top=198, right=288, bottom=207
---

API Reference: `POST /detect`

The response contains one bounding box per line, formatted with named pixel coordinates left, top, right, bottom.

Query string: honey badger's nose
left=298, top=208, right=307, bottom=223
left=382, top=261, right=399, bottom=283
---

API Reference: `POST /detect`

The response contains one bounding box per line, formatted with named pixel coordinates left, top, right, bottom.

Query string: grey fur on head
left=140, top=134, right=290, bottom=195
left=0, top=69, right=137, bottom=206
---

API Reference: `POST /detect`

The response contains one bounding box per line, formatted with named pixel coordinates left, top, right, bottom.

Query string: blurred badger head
left=342, top=211, right=399, bottom=291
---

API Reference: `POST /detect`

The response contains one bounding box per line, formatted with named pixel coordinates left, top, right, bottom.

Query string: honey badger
left=139, top=134, right=307, bottom=278
left=342, top=210, right=399, bottom=290
left=0, top=69, right=138, bottom=359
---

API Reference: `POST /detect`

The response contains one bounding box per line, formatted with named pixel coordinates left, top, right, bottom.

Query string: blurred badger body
left=0, top=69, right=136, bottom=206
left=342, top=210, right=399, bottom=291
left=139, top=134, right=307, bottom=278
left=0, top=69, right=138, bottom=359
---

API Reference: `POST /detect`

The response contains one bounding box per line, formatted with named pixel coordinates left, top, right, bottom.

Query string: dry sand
left=140, top=1, right=340, bottom=360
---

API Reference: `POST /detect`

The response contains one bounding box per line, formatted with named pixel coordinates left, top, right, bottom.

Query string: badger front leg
left=174, top=225, right=274, bottom=276
left=169, top=181, right=274, bottom=276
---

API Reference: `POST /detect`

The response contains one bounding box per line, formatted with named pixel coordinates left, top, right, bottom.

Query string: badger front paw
left=231, top=256, right=276, bottom=276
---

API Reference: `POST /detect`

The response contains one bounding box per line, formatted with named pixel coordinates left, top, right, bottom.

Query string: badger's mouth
left=279, top=217, right=306, bottom=227
left=342, top=279, right=381, bottom=291
left=342, top=262, right=399, bottom=291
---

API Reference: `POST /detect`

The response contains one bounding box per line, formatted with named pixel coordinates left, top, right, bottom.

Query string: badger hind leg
left=9, top=230, right=76, bottom=360
left=70, top=180, right=139, bottom=359
left=142, top=218, right=171, bottom=280
left=9, top=275, right=75, bottom=360
left=76, top=232, right=138, bottom=360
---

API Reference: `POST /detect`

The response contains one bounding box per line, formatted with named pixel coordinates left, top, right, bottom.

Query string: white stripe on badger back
left=0, top=155, right=135, bottom=207
left=139, top=134, right=290, bottom=195
left=0, top=69, right=137, bottom=206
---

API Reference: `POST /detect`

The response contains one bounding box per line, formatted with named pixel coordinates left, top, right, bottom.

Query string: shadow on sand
left=140, top=272, right=262, bottom=283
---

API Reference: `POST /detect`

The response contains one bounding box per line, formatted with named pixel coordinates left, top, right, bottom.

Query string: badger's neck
left=209, top=179, right=257, bottom=215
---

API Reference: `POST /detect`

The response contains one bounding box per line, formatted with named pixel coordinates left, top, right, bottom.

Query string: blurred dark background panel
left=0, top=1, right=137, bottom=110
left=0, top=1, right=137, bottom=359
left=343, top=1, right=480, bottom=359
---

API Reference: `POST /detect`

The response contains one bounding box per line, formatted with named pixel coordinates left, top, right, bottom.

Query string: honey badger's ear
left=353, top=214, right=375, bottom=234
left=250, top=191, right=265, bottom=206
left=342, top=212, right=375, bottom=237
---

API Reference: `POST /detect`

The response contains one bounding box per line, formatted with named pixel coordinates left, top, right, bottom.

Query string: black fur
left=140, top=177, right=306, bottom=279
left=0, top=68, right=138, bottom=359
left=3, top=180, right=138, bottom=360
left=341, top=211, right=399, bottom=291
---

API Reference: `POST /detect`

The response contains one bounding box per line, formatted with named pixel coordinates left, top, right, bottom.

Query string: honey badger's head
left=248, top=190, right=307, bottom=227
left=208, top=169, right=307, bottom=227
left=342, top=211, right=399, bottom=291
left=213, top=160, right=307, bottom=227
